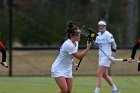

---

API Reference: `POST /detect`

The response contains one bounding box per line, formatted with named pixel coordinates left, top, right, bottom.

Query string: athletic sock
left=112, top=84, right=118, bottom=91
left=94, top=87, right=100, bottom=93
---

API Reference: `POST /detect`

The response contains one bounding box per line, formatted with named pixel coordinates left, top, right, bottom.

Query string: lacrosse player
left=51, top=21, right=91, bottom=93
left=93, top=20, right=119, bottom=93
left=128, top=39, right=140, bottom=70
left=0, top=41, right=8, bottom=68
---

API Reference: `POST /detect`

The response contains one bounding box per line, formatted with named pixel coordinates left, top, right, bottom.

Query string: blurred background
left=0, top=0, right=140, bottom=76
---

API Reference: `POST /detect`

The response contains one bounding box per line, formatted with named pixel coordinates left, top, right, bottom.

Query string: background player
left=93, top=20, right=119, bottom=93
left=128, top=39, right=140, bottom=71
left=0, top=41, right=8, bottom=68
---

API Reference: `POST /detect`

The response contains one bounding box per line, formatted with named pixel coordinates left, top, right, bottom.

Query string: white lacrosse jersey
left=95, top=31, right=114, bottom=57
left=51, top=39, right=78, bottom=72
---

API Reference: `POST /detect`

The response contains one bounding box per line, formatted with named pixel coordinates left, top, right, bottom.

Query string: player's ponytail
left=66, top=21, right=79, bottom=38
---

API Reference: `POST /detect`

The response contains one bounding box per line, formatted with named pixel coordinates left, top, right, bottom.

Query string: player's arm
left=107, top=33, right=117, bottom=57
left=0, top=42, right=8, bottom=68
left=73, top=41, right=91, bottom=59
left=1, top=48, right=6, bottom=62
left=131, top=39, right=140, bottom=71
left=111, top=41, right=117, bottom=57
left=130, top=42, right=140, bottom=59
left=128, top=39, right=140, bottom=63
left=111, top=41, right=117, bottom=52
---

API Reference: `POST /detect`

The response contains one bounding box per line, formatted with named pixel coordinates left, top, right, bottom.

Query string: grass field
left=0, top=50, right=140, bottom=93
left=0, top=76, right=140, bottom=93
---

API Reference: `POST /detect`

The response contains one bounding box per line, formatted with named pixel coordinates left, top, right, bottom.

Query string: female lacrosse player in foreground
left=51, top=21, right=91, bottom=93
left=0, top=41, right=8, bottom=68
left=94, top=20, right=119, bottom=93
left=128, top=39, right=140, bottom=70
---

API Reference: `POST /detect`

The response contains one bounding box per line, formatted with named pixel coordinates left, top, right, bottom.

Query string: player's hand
left=86, top=41, right=91, bottom=50
left=1, top=62, right=8, bottom=68
left=73, top=63, right=78, bottom=69
left=127, top=58, right=133, bottom=63
left=112, top=52, right=116, bottom=57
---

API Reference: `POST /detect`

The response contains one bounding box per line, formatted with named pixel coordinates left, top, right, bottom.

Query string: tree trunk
left=90, top=0, right=100, bottom=25
left=105, top=0, right=112, bottom=23
left=0, top=0, right=3, bottom=8
left=126, top=0, right=138, bottom=47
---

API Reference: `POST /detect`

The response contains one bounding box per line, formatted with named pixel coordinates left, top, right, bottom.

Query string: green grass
left=0, top=76, right=140, bottom=93
left=0, top=50, right=140, bottom=93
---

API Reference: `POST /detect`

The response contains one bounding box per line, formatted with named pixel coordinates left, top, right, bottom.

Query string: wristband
left=112, top=49, right=116, bottom=52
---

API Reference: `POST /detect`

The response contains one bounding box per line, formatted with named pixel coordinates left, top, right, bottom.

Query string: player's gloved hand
left=1, top=62, right=8, bottom=68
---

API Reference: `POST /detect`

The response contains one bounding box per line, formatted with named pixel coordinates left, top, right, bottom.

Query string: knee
left=61, top=87, right=68, bottom=93
left=97, top=74, right=103, bottom=80
left=97, top=71, right=103, bottom=78
left=103, top=74, right=109, bottom=79
left=67, top=87, right=72, bottom=93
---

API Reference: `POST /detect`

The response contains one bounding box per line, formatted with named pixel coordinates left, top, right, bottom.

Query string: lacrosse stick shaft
left=119, top=59, right=140, bottom=63
left=92, top=40, right=116, bottom=63
left=75, top=58, right=83, bottom=70
left=133, top=60, right=140, bottom=63
left=92, top=40, right=130, bottom=62
left=75, top=27, right=93, bottom=71
left=75, top=27, right=86, bottom=71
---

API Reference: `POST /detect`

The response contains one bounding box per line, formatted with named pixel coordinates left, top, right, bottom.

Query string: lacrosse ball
left=91, top=34, right=95, bottom=38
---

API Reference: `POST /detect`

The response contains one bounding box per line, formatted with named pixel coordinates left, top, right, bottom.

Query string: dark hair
left=66, top=21, right=79, bottom=38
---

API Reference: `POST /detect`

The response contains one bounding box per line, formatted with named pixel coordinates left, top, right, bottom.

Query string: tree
left=126, top=0, right=138, bottom=46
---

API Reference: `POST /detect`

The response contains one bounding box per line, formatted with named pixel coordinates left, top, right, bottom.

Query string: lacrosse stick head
left=87, top=28, right=96, bottom=43
left=79, top=26, right=98, bottom=43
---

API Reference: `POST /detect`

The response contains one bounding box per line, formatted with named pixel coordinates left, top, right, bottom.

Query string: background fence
left=0, top=49, right=140, bottom=76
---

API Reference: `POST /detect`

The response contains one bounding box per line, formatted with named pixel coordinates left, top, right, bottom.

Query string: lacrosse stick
left=75, top=27, right=95, bottom=70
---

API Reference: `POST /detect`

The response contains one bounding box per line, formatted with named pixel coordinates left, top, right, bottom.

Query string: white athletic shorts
left=51, top=70, right=73, bottom=78
left=98, top=57, right=111, bottom=67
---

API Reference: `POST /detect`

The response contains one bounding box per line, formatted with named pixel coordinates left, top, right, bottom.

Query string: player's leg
left=103, top=69, right=119, bottom=93
left=94, top=66, right=106, bottom=93
left=66, top=78, right=72, bottom=93
left=55, top=76, right=68, bottom=93
left=103, top=69, right=114, bottom=86
left=96, top=66, right=106, bottom=87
